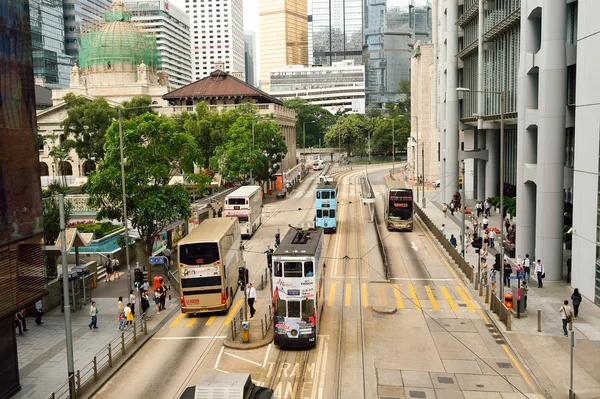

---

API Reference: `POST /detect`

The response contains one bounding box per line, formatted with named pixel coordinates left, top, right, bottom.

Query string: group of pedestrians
left=104, top=256, right=121, bottom=282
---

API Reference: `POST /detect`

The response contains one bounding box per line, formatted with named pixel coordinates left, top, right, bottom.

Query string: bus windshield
left=180, top=243, right=220, bottom=265
left=389, top=190, right=413, bottom=220
left=227, top=198, right=246, bottom=205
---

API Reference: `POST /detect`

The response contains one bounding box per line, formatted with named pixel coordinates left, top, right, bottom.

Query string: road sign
left=149, top=257, right=166, bottom=265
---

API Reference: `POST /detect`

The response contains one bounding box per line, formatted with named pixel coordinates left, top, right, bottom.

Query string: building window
left=566, top=127, right=575, bottom=167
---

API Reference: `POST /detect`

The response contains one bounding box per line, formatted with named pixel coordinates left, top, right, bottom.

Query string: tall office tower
left=63, top=0, right=113, bottom=59
left=364, top=0, right=432, bottom=110
left=244, top=31, right=256, bottom=87
left=123, top=0, right=192, bottom=87
left=308, top=15, right=313, bottom=66
left=29, top=0, right=74, bottom=88
left=184, top=0, right=245, bottom=82
left=258, top=0, right=308, bottom=92
left=311, top=0, right=363, bottom=67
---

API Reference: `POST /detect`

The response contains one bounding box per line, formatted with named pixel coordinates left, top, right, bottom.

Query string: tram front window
left=304, top=261, right=314, bottom=277
left=288, top=301, right=301, bottom=318
left=284, top=262, right=303, bottom=278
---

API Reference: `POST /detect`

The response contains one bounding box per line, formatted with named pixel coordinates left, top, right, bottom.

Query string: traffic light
left=471, top=236, right=482, bottom=250
left=494, top=253, right=501, bottom=271
left=275, top=232, right=280, bottom=248
left=266, top=251, right=273, bottom=269
left=134, top=268, right=143, bottom=288
left=238, top=266, right=248, bottom=287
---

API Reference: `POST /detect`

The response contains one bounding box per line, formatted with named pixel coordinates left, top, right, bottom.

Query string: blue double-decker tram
left=315, top=180, right=337, bottom=233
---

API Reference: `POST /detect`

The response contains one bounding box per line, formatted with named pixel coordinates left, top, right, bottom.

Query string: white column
left=485, top=130, right=499, bottom=197
left=476, top=0, right=486, bottom=201
left=444, top=0, right=459, bottom=204
left=439, top=0, right=447, bottom=201
left=535, top=1, right=567, bottom=280
left=477, top=130, right=486, bottom=200
left=516, top=5, right=538, bottom=263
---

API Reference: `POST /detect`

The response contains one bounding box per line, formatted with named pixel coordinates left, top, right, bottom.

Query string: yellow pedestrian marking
left=224, top=299, right=243, bottom=325
left=344, top=283, right=352, bottom=307
left=186, top=316, right=199, bottom=327
left=456, top=286, right=475, bottom=311
left=205, top=315, right=217, bottom=326
left=376, top=284, right=388, bottom=306
left=361, top=283, right=369, bottom=307
left=393, top=284, right=404, bottom=308
left=170, top=313, right=186, bottom=328
left=327, top=282, right=336, bottom=307
left=409, top=285, right=421, bottom=310
left=440, top=286, right=458, bottom=310
left=425, top=286, right=440, bottom=310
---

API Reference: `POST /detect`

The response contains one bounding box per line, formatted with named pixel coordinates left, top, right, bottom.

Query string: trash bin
left=154, top=276, right=163, bottom=291
left=504, top=293, right=513, bottom=309
left=242, top=320, right=250, bottom=343
left=268, top=188, right=273, bottom=195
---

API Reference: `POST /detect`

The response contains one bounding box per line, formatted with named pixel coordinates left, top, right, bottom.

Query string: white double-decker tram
left=223, top=185, right=262, bottom=238
left=272, top=223, right=325, bottom=348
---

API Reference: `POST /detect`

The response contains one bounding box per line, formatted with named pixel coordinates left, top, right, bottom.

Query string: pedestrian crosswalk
left=166, top=283, right=477, bottom=329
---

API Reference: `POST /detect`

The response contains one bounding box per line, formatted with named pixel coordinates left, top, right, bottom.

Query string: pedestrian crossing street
left=167, top=282, right=478, bottom=329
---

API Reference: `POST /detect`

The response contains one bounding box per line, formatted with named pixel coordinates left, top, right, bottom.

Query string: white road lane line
left=215, top=368, right=229, bottom=373
left=311, top=337, right=324, bottom=399
left=389, top=278, right=456, bottom=281
left=223, top=351, right=263, bottom=366
left=263, top=344, right=272, bottom=368
left=153, top=336, right=227, bottom=340
left=214, top=345, right=224, bottom=369
left=317, top=338, right=329, bottom=399
left=411, top=241, right=418, bottom=251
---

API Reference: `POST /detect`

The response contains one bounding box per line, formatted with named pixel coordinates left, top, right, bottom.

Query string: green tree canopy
left=84, top=113, right=204, bottom=279
left=282, top=99, right=336, bottom=149
left=369, top=116, right=411, bottom=156
left=323, top=114, right=369, bottom=156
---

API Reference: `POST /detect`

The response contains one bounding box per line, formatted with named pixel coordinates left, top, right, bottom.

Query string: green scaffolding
left=79, top=10, right=162, bottom=71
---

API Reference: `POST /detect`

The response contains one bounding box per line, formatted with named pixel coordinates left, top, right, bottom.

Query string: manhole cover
left=476, top=384, right=485, bottom=388
left=458, top=303, right=467, bottom=307
left=409, top=391, right=426, bottom=399
left=497, top=362, right=513, bottom=369
left=438, top=376, right=454, bottom=384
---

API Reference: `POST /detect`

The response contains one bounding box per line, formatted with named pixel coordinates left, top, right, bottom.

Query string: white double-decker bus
left=223, top=185, right=262, bottom=238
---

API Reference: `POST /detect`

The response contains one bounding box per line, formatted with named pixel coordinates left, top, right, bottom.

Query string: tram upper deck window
left=331, top=190, right=335, bottom=199
left=316, top=192, right=320, bottom=199
left=288, top=301, right=301, bottom=318
left=304, top=261, right=314, bottom=277
left=274, top=261, right=282, bottom=277
left=284, top=262, right=303, bottom=277
left=321, top=191, right=330, bottom=199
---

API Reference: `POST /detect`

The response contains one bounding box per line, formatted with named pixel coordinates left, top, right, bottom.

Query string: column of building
left=438, top=0, right=447, bottom=201
left=444, top=0, right=459, bottom=204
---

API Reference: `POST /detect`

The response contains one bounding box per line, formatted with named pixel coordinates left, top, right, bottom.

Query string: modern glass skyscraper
left=311, top=0, right=363, bottom=67
left=364, top=0, right=431, bottom=109
left=244, top=31, right=256, bottom=87
left=29, top=0, right=74, bottom=88
left=63, top=0, right=113, bottom=60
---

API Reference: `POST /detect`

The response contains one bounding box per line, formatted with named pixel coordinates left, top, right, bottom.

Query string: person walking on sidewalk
left=503, top=260, right=512, bottom=287
left=112, top=256, right=120, bottom=279
left=450, top=202, right=455, bottom=216
left=124, top=303, right=133, bottom=327
left=489, top=230, right=496, bottom=248
left=442, top=203, right=448, bottom=218
left=535, top=259, right=545, bottom=288
left=440, top=224, right=447, bottom=239
left=129, top=289, right=136, bottom=317
left=160, top=280, right=168, bottom=310
left=34, top=299, right=43, bottom=325
left=521, top=280, right=529, bottom=309
left=105, top=257, right=112, bottom=282
left=559, top=300, right=574, bottom=337
left=523, top=254, right=532, bottom=282
left=118, top=296, right=124, bottom=315
left=490, top=269, right=497, bottom=293
left=141, top=291, right=150, bottom=320
left=571, top=288, right=582, bottom=319
left=89, top=301, right=98, bottom=329
left=246, top=283, right=257, bottom=319
left=449, top=234, right=457, bottom=248
left=154, top=285, right=163, bottom=314
left=484, top=200, right=491, bottom=216
left=482, top=216, right=489, bottom=231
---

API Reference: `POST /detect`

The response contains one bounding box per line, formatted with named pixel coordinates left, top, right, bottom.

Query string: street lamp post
left=118, top=104, right=160, bottom=292
left=249, top=120, right=255, bottom=183
left=392, top=118, right=395, bottom=174
left=409, top=115, right=419, bottom=202
left=456, top=87, right=505, bottom=295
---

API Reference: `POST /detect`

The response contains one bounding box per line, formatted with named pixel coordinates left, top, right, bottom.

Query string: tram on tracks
left=315, top=180, right=337, bottom=233
left=272, top=223, right=325, bottom=348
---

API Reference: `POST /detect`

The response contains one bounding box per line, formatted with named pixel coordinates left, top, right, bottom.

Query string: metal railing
left=490, top=292, right=512, bottom=331
left=44, top=316, right=148, bottom=399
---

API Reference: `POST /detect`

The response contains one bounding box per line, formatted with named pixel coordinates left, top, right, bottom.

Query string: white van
left=179, top=373, right=274, bottom=399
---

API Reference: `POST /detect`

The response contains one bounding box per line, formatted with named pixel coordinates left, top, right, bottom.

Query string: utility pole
left=422, top=143, right=426, bottom=208
left=570, top=330, right=575, bottom=399
left=461, top=161, right=466, bottom=257
left=118, top=108, right=132, bottom=292
left=59, top=194, right=75, bottom=397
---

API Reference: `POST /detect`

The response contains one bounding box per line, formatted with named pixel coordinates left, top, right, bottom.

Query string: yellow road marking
left=345, top=283, right=352, bottom=307
left=186, top=316, right=198, bottom=327
left=409, top=285, right=421, bottom=310
left=328, top=282, right=336, bottom=307
left=361, top=283, right=369, bottom=307
left=440, top=286, right=458, bottom=310
left=456, top=286, right=475, bottom=311
left=415, top=216, right=540, bottom=396
left=223, top=299, right=243, bottom=326
left=393, top=284, right=404, bottom=308
left=376, top=284, right=388, bottom=306
left=170, top=313, right=186, bottom=328
left=205, top=315, right=217, bottom=326
left=425, top=286, right=439, bottom=310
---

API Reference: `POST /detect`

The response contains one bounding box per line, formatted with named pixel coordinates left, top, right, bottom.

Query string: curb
left=223, top=328, right=274, bottom=350
left=82, top=305, right=180, bottom=399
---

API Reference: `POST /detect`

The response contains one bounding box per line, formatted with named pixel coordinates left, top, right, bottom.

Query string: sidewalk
left=408, top=177, right=600, bottom=399
left=14, top=265, right=179, bottom=399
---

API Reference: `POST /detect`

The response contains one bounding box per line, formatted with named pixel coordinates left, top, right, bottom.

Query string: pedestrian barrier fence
left=44, top=316, right=148, bottom=399
left=490, top=292, right=512, bottom=331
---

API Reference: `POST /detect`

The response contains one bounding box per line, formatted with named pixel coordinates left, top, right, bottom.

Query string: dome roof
left=78, top=1, right=161, bottom=71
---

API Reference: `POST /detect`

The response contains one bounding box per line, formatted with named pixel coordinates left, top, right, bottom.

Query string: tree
left=210, top=112, right=287, bottom=186
left=369, top=116, right=411, bottom=156
left=323, top=114, right=369, bottom=156
left=84, top=113, right=204, bottom=280
left=120, top=95, right=155, bottom=119
left=43, top=183, right=73, bottom=278
left=60, top=93, right=117, bottom=162
left=47, top=135, right=74, bottom=187
left=282, top=99, right=336, bottom=149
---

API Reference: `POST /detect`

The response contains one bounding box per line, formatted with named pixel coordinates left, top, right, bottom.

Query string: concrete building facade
left=258, top=0, right=308, bottom=92
left=184, top=0, right=245, bottom=82
left=409, top=41, right=439, bottom=185
left=123, top=0, right=193, bottom=88
left=268, top=60, right=365, bottom=113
